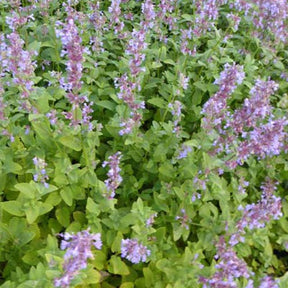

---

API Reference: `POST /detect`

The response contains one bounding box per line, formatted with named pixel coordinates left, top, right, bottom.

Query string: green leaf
left=25, top=206, right=40, bottom=224
left=194, top=81, right=208, bottom=92
left=56, top=207, right=71, bottom=227
left=159, top=162, right=174, bottom=180
left=108, top=256, right=130, bottom=275
left=147, top=98, right=167, bottom=109
left=15, top=182, right=37, bottom=199
left=58, top=136, right=82, bottom=151
left=8, top=218, right=35, bottom=246
left=143, top=267, right=154, bottom=287
left=91, top=250, right=107, bottom=270
left=150, top=62, right=163, bottom=69
left=111, top=231, right=123, bottom=253
left=86, top=197, right=100, bottom=215
left=3, top=158, right=22, bottom=174
left=95, top=100, right=116, bottom=111
left=84, top=268, right=101, bottom=284
left=2, top=201, right=25, bottom=216
left=39, top=202, right=53, bottom=215
left=60, top=187, right=73, bottom=206
left=120, top=283, right=134, bottom=288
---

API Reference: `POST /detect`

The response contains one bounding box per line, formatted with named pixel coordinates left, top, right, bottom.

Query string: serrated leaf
left=147, top=98, right=167, bottom=108
left=2, top=201, right=25, bottom=216
left=56, top=207, right=71, bottom=227
left=26, top=206, right=40, bottom=224
left=95, top=100, right=116, bottom=111
left=60, top=187, right=73, bottom=206
left=15, top=182, right=37, bottom=199
left=108, top=256, right=129, bottom=275
left=86, top=197, right=100, bottom=215
left=58, top=136, right=82, bottom=151
left=84, top=269, right=101, bottom=284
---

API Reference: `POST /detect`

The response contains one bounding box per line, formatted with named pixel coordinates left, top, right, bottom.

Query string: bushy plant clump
left=0, top=0, right=288, bottom=287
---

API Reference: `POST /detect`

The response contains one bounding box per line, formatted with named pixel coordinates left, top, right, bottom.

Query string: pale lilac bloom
left=141, top=0, right=156, bottom=30
left=54, top=229, right=102, bottom=288
left=200, top=236, right=253, bottom=288
left=102, top=152, right=122, bottom=198
left=121, top=239, right=150, bottom=264
left=33, top=157, right=49, bottom=188
left=175, top=209, right=191, bottom=230
left=146, top=213, right=157, bottom=227
left=179, top=73, right=189, bottom=90
left=177, top=144, right=192, bottom=159
left=169, top=100, right=183, bottom=135
left=229, top=179, right=282, bottom=246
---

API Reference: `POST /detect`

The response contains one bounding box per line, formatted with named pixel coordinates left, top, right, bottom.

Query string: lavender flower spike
left=102, top=151, right=122, bottom=198
left=33, top=157, right=49, bottom=188
left=121, top=238, right=150, bottom=264
left=54, top=228, right=102, bottom=288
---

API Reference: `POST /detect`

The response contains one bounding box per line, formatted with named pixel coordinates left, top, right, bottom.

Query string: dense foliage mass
left=0, top=0, right=288, bottom=287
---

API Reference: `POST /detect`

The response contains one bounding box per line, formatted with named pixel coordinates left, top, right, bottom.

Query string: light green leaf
left=60, top=187, right=73, bottom=206
left=2, top=201, right=25, bottom=216
left=108, top=256, right=130, bottom=275
left=58, top=136, right=82, bottom=151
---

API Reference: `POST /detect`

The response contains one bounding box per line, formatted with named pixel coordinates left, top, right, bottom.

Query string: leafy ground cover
left=0, top=0, right=288, bottom=287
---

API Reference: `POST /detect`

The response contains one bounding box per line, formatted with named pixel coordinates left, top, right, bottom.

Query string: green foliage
left=0, top=0, right=288, bottom=287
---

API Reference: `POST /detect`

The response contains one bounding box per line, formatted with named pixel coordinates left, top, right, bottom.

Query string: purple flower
left=200, top=236, right=253, bottom=288
left=177, top=144, right=192, bottom=159
left=121, top=238, right=150, bottom=264
left=179, top=73, right=189, bottom=90
left=54, top=229, right=102, bottom=288
left=229, top=178, right=282, bottom=246
left=146, top=213, right=157, bottom=227
left=55, top=18, right=84, bottom=94
left=102, top=152, right=122, bottom=198
left=168, top=100, right=183, bottom=135
left=259, top=276, right=279, bottom=288
left=33, top=157, right=49, bottom=188
left=141, top=0, right=156, bottom=30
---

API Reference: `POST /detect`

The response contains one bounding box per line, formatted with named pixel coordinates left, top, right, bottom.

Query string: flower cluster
left=6, top=11, right=34, bottom=31
left=229, top=179, right=282, bottom=246
left=192, top=0, right=228, bottom=37
left=121, top=238, right=150, bottom=264
left=168, top=100, right=183, bottom=135
left=55, top=18, right=84, bottom=93
left=141, top=0, right=156, bottom=31
left=175, top=209, right=191, bottom=230
left=157, top=0, right=177, bottom=30
left=180, top=28, right=196, bottom=56
left=3, top=32, right=37, bottom=112
left=114, top=74, right=145, bottom=135
left=199, top=236, right=253, bottom=288
left=258, top=276, right=279, bottom=288
left=146, top=213, right=157, bottom=227
left=108, top=0, right=124, bottom=35
left=54, top=229, right=102, bottom=288
left=125, top=29, right=148, bottom=77
left=102, top=151, right=122, bottom=198
left=55, top=17, right=94, bottom=130
left=232, top=0, right=288, bottom=45
left=176, top=144, right=192, bottom=160
left=201, top=63, right=245, bottom=133
left=32, top=157, right=49, bottom=188
left=202, top=63, right=288, bottom=168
